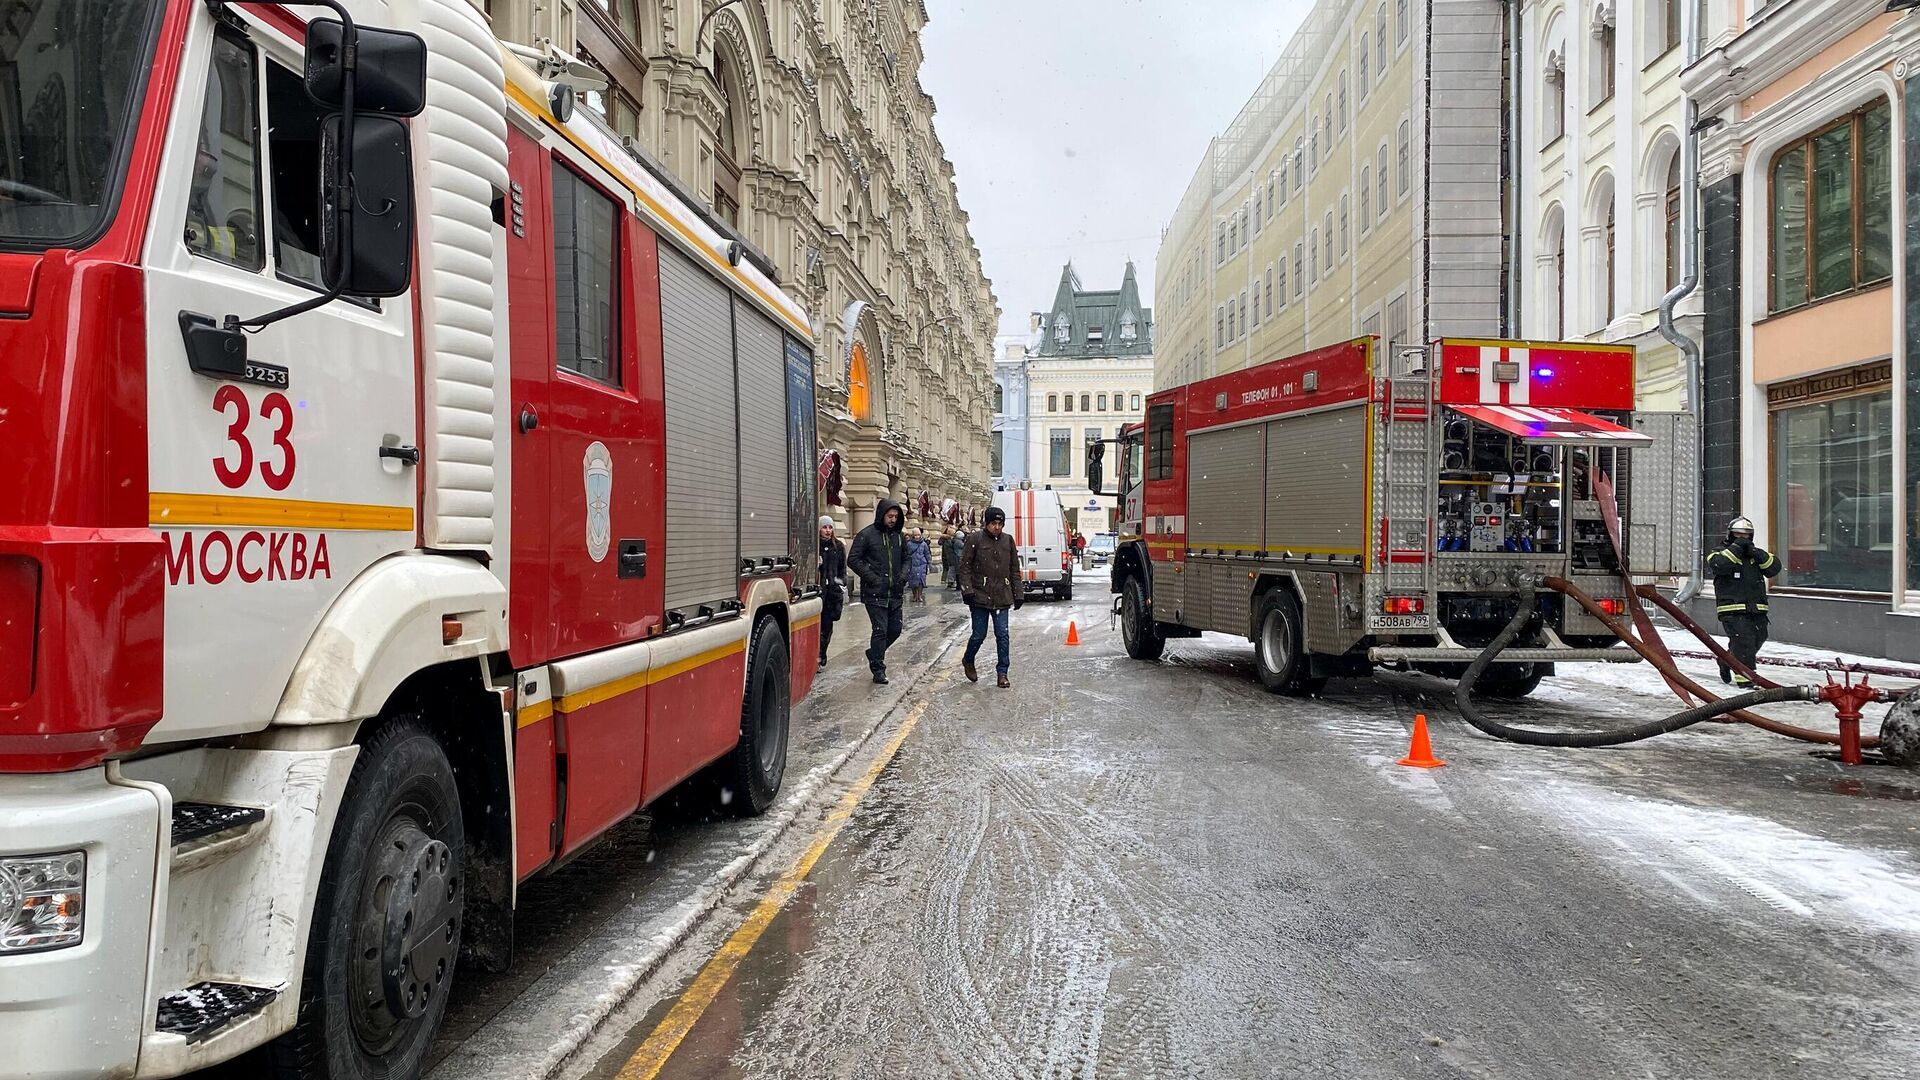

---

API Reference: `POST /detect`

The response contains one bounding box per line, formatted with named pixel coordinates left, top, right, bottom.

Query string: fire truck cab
left=0, top=3, right=822, bottom=1077
left=1095, top=337, right=1693, bottom=697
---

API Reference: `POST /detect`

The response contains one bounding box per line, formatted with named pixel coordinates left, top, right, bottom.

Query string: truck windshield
left=0, top=1, right=161, bottom=251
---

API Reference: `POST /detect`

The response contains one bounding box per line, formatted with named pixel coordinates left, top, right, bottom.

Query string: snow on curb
left=492, top=630, right=960, bottom=1080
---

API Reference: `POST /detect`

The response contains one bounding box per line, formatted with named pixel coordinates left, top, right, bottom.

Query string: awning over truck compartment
left=1452, top=405, right=1652, bottom=446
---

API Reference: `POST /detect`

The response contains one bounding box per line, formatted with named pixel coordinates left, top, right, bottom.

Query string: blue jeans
left=964, top=605, right=1010, bottom=675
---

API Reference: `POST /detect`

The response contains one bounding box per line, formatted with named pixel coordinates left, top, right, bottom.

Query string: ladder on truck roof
left=1381, top=345, right=1438, bottom=598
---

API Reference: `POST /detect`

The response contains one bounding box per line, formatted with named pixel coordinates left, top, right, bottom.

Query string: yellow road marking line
left=613, top=698, right=930, bottom=1080
left=150, top=492, right=414, bottom=531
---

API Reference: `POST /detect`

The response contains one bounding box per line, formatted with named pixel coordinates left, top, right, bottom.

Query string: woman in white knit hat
left=816, top=516, right=848, bottom=670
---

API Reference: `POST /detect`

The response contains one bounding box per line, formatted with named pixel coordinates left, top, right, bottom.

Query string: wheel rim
left=1259, top=609, right=1291, bottom=676
left=1123, top=585, right=1143, bottom=643
left=349, top=809, right=460, bottom=1054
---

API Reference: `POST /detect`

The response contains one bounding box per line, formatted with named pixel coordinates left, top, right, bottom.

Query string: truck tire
left=1120, top=575, right=1164, bottom=661
left=1474, top=664, right=1546, bottom=699
left=1059, top=577, right=1073, bottom=602
left=272, top=717, right=463, bottom=1080
left=1253, top=590, right=1317, bottom=696
left=720, top=617, right=790, bottom=816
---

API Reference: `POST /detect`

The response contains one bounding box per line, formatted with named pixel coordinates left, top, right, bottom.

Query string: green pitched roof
left=1035, top=260, right=1154, bottom=357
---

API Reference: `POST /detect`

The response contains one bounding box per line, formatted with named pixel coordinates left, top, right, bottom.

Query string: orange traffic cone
left=1397, top=713, right=1446, bottom=769
left=1064, top=621, right=1082, bottom=646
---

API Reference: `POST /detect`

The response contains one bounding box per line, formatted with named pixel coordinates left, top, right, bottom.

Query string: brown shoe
left=996, top=673, right=1010, bottom=689
left=963, top=660, right=978, bottom=682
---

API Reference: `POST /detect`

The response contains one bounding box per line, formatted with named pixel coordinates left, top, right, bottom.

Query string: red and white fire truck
left=1, top=3, right=825, bottom=1077
left=1094, top=336, right=1692, bottom=696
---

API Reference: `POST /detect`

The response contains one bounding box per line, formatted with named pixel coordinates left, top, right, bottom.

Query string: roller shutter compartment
left=659, top=245, right=740, bottom=611
left=734, top=297, right=788, bottom=563
left=1186, top=424, right=1266, bottom=553
left=1264, top=407, right=1367, bottom=556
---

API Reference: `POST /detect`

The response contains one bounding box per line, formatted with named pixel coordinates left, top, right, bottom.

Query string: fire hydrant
left=1818, top=670, right=1884, bottom=766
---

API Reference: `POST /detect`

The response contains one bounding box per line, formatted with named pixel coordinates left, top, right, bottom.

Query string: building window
left=1097, top=393, right=1108, bottom=411
left=1250, top=284, right=1260, bottom=329
left=1323, top=213, right=1334, bottom=272
left=1112, top=388, right=1124, bottom=408
left=552, top=162, right=622, bottom=386
left=1294, top=152, right=1304, bottom=191
left=712, top=43, right=747, bottom=225
left=1376, top=5, right=1389, bottom=74
left=1130, top=393, right=1142, bottom=411
left=1397, top=0, right=1409, bottom=44
left=1278, top=258, right=1289, bottom=306
left=1049, top=428, right=1071, bottom=477
left=1265, top=267, right=1274, bottom=317
left=1543, top=51, right=1566, bottom=143
left=1239, top=292, right=1249, bottom=336
left=1358, top=38, right=1370, bottom=98
left=1309, top=128, right=1318, bottom=174
left=1048, top=393, right=1058, bottom=412
left=1217, top=222, right=1226, bottom=264
left=1215, top=307, right=1225, bottom=348
left=1254, top=190, right=1263, bottom=232
left=1279, top=167, right=1289, bottom=206
left=1309, top=229, right=1318, bottom=282
left=1338, top=77, right=1348, bottom=134
left=1651, top=0, right=1680, bottom=59
left=1339, top=194, right=1350, bottom=256
left=1293, top=243, right=1304, bottom=297
left=1397, top=119, right=1410, bottom=197
left=1078, top=393, right=1091, bottom=411
left=990, top=431, right=1003, bottom=476
left=1387, top=292, right=1410, bottom=351
left=1323, top=98, right=1333, bottom=158
left=1268, top=177, right=1277, bottom=218
left=1591, top=13, right=1616, bottom=107
left=1228, top=216, right=1237, bottom=253
left=1377, top=144, right=1390, bottom=218
left=993, top=383, right=1004, bottom=413
left=1769, top=366, right=1895, bottom=593
left=1226, top=301, right=1236, bottom=340
left=1664, top=153, right=1682, bottom=292
left=1146, top=405, right=1175, bottom=480
left=1359, top=167, right=1372, bottom=230
left=1603, top=196, right=1616, bottom=325
left=1768, top=101, right=1893, bottom=313
left=1542, top=202, right=1566, bottom=338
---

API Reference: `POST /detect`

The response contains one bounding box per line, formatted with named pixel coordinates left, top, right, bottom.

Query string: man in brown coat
left=959, top=505, right=1023, bottom=687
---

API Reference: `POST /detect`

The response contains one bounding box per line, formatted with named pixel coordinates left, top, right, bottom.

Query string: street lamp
left=695, top=0, right=747, bottom=63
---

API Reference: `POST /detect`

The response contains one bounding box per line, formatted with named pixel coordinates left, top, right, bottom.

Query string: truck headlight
left=0, top=851, right=86, bottom=953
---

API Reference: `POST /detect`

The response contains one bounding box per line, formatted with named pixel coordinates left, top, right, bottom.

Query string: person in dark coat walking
left=1705, top=515, right=1780, bottom=687
left=940, top=526, right=962, bottom=590
left=816, top=516, right=848, bottom=671
left=959, top=505, right=1023, bottom=687
left=847, top=498, right=908, bottom=684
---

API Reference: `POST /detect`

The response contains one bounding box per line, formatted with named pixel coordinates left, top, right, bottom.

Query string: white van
left=993, top=485, right=1073, bottom=600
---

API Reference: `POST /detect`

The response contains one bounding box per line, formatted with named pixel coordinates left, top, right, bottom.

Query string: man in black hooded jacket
left=848, top=498, right=908, bottom=684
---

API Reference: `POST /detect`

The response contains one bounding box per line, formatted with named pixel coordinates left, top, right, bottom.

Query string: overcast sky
left=917, top=0, right=1312, bottom=339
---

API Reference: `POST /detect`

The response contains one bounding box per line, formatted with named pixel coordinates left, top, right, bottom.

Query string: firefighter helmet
left=1728, top=516, right=1756, bottom=539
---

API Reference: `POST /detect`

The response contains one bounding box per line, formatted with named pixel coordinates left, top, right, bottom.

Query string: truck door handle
left=379, top=445, right=421, bottom=466
left=518, top=406, right=539, bottom=434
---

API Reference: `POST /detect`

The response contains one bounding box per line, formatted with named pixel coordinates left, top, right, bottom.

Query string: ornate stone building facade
left=485, top=0, right=999, bottom=534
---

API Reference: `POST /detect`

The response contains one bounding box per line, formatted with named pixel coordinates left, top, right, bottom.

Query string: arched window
left=1339, top=194, right=1350, bottom=256
left=1590, top=8, right=1616, bottom=107
left=1540, top=203, right=1566, bottom=338
left=1358, top=37, right=1370, bottom=98
left=1377, top=143, right=1389, bottom=217
left=1664, top=151, right=1682, bottom=291
left=1376, top=5, right=1389, bottom=71
left=1309, top=228, right=1319, bottom=281
left=1396, top=119, right=1410, bottom=197
left=849, top=340, right=873, bottom=422
left=993, top=383, right=1004, bottom=413
left=1586, top=172, right=1617, bottom=331
left=1323, top=212, right=1335, bottom=270
left=1337, top=74, right=1348, bottom=133
left=1323, top=98, right=1333, bottom=158
left=1397, top=0, right=1409, bottom=44
left=712, top=41, right=748, bottom=225
left=1360, top=166, right=1372, bottom=229
left=1546, top=49, right=1567, bottom=143
left=1293, top=242, right=1304, bottom=297
left=1605, top=198, right=1616, bottom=324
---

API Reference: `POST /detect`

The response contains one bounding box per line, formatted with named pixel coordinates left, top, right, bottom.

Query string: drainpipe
left=1657, top=0, right=1705, bottom=604
left=1505, top=0, right=1523, bottom=336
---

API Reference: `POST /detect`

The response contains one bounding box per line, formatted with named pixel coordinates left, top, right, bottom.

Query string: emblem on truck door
left=583, top=442, right=613, bottom=562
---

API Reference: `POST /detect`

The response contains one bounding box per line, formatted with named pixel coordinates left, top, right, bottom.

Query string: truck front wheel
left=1120, top=575, right=1164, bottom=661
left=274, top=717, right=464, bottom=1080
left=1253, top=590, right=1319, bottom=696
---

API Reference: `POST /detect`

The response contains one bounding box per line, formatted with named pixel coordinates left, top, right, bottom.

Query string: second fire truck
left=1094, top=336, right=1692, bottom=697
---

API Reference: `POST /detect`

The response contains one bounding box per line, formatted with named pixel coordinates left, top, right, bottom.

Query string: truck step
left=155, top=982, right=279, bottom=1043
left=171, top=801, right=266, bottom=847
left=1370, top=646, right=1640, bottom=663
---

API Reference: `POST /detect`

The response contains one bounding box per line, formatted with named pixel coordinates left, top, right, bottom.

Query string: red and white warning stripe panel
left=1452, top=405, right=1652, bottom=445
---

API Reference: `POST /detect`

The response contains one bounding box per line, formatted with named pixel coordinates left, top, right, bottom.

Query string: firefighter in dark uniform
left=1705, top=515, right=1779, bottom=687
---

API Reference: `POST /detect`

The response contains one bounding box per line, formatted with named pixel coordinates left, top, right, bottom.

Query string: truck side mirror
left=320, top=114, right=415, bottom=298
left=303, top=20, right=428, bottom=117
left=1086, top=439, right=1106, bottom=497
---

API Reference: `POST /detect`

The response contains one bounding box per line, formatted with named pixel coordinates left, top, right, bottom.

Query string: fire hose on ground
left=1452, top=577, right=1918, bottom=765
